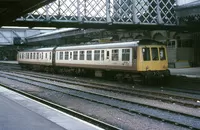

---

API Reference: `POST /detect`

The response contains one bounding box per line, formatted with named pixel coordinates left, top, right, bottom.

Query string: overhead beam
left=6, top=20, right=200, bottom=32
left=0, top=0, right=56, bottom=25
left=0, top=0, right=20, bottom=8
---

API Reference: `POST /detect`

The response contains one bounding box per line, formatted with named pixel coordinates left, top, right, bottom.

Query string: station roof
left=0, top=0, right=55, bottom=26
left=175, top=1, right=200, bottom=17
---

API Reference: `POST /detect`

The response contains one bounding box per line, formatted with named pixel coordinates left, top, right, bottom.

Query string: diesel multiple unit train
left=17, top=40, right=170, bottom=84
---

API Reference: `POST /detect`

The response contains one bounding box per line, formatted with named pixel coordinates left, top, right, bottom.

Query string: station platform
left=0, top=86, right=103, bottom=130
left=0, top=61, right=18, bottom=64
left=169, top=67, right=200, bottom=78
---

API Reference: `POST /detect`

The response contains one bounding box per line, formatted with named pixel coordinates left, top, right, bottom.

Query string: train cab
left=136, top=42, right=170, bottom=82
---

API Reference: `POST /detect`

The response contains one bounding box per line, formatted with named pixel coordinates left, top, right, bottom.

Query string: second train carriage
left=17, top=39, right=170, bottom=83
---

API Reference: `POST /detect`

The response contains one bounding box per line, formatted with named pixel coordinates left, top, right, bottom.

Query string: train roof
left=56, top=39, right=162, bottom=51
left=56, top=41, right=139, bottom=51
left=18, top=39, right=163, bottom=52
left=19, top=47, right=54, bottom=52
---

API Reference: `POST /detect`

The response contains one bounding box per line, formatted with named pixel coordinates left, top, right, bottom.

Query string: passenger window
left=37, top=53, right=39, bottom=59
left=50, top=52, right=52, bottom=60
left=79, top=51, right=85, bottom=60
left=159, top=47, right=166, bottom=60
left=151, top=48, right=158, bottom=61
left=65, top=51, right=69, bottom=60
left=73, top=51, right=78, bottom=60
left=101, top=50, right=104, bottom=61
left=30, top=53, right=32, bottom=59
left=112, top=49, right=119, bottom=61
left=142, top=48, right=150, bottom=61
left=122, top=49, right=130, bottom=61
left=39, top=53, right=42, bottom=59
left=94, top=50, right=100, bottom=61
left=60, top=52, right=63, bottom=60
left=41, top=53, right=43, bottom=59
left=45, top=53, right=47, bottom=59
left=87, top=51, right=92, bottom=60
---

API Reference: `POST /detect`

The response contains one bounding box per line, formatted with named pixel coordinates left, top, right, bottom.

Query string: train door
left=105, top=49, right=111, bottom=62
left=69, top=51, right=73, bottom=61
left=52, top=47, right=57, bottom=66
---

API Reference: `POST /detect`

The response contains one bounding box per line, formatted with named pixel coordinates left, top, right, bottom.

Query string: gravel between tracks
left=2, top=72, right=200, bottom=118
left=0, top=76, right=190, bottom=130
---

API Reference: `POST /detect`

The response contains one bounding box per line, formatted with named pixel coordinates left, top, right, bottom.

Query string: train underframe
left=19, top=63, right=170, bottom=85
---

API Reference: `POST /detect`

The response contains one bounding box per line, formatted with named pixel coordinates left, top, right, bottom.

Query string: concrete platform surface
left=169, top=67, right=200, bottom=78
left=0, top=61, right=18, bottom=64
left=0, top=86, right=103, bottom=130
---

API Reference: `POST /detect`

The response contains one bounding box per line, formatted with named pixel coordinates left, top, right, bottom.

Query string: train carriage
left=17, top=39, right=170, bottom=84
left=17, top=47, right=54, bottom=70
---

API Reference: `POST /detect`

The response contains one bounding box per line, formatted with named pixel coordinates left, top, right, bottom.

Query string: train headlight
left=146, top=66, right=149, bottom=70
left=163, top=65, right=168, bottom=69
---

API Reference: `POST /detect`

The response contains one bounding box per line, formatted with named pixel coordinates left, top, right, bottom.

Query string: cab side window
left=142, top=48, right=150, bottom=61
left=159, top=47, right=166, bottom=60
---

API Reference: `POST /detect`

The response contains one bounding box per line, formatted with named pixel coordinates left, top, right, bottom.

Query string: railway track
left=0, top=71, right=200, bottom=129
left=3, top=70, right=200, bottom=109
left=0, top=81, right=121, bottom=130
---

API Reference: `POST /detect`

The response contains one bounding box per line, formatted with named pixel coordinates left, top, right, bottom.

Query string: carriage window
left=101, top=50, right=104, bottom=61
left=30, top=53, right=32, bottom=59
left=94, top=50, right=100, bottom=61
left=65, top=51, right=69, bottom=60
left=87, top=51, right=92, bottom=60
left=33, top=53, right=35, bottom=59
left=27, top=53, right=30, bottom=59
left=41, top=53, right=43, bottom=59
left=112, top=49, right=119, bottom=61
left=73, top=51, right=78, bottom=60
left=50, top=52, right=52, bottom=60
left=159, top=47, right=166, bottom=60
left=45, top=53, right=47, bottom=59
left=122, top=49, right=130, bottom=61
left=151, top=48, right=158, bottom=61
left=37, top=53, right=39, bottom=59
left=39, top=53, right=42, bottom=59
left=142, top=48, right=150, bottom=61
left=79, top=51, right=85, bottom=60
left=60, top=52, right=63, bottom=60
